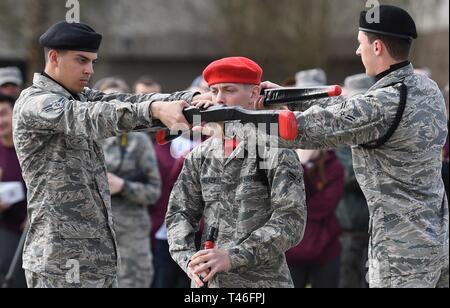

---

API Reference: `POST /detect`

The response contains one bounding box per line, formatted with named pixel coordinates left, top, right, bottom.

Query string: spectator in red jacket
left=0, top=94, right=27, bottom=288
left=286, top=150, right=345, bottom=288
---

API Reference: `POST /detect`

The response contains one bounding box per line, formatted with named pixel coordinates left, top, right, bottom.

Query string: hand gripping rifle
left=200, top=227, right=217, bottom=289
left=154, top=85, right=342, bottom=145
left=155, top=106, right=299, bottom=145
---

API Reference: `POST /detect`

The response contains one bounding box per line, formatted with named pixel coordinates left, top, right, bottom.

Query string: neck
left=43, top=68, right=81, bottom=99
left=1, top=133, right=14, bottom=148
left=376, top=58, right=401, bottom=76
left=44, top=67, right=58, bottom=82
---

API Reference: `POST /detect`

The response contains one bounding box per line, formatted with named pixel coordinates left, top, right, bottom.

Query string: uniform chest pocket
left=235, top=181, right=270, bottom=201
left=235, top=183, right=271, bottom=237
left=202, top=187, right=222, bottom=203
left=201, top=176, right=223, bottom=199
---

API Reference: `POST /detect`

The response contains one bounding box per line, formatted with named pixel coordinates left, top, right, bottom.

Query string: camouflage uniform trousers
left=339, top=232, right=369, bottom=288
left=116, top=230, right=154, bottom=288
left=370, top=263, right=449, bottom=288
left=25, top=270, right=118, bottom=288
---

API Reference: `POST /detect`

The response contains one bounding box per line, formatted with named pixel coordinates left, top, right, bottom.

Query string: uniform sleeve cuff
left=183, top=91, right=200, bottom=105
left=137, top=101, right=153, bottom=125
left=227, top=247, right=250, bottom=270
left=183, top=252, right=197, bottom=273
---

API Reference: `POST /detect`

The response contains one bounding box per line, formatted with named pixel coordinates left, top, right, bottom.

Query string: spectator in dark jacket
left=286, top=150, right=344, bottom=288
left=0, top=94, right=27, bottom=288
left=150, top=142, right=191, bottom=288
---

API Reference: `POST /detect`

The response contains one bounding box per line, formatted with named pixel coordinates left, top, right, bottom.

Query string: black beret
left=359, top=5, right=417, bottom=40
left=39, top=21, right=103, bottom=52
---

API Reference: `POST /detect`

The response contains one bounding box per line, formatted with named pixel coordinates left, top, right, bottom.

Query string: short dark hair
left=366, top=33, right=412, bottom=61
left=0, top=93, right=15, bottom=108
left=134, top=76, right=161, bottom=88
left=44, top=48, right=67, bottom=63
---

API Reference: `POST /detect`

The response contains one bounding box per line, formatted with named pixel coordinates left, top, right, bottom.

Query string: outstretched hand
left=150, top=100, right=191, bottom=129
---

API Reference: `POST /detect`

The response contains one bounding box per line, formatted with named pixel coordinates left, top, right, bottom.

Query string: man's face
left=135, top=83, right=162, bottom=94
left=356, top=31, right=377, bottom=77
left=0, top=102, right=13, bottom=138
left=0, top=83, right=22, bottom=99
left=51, top=50, right=98, bottom=94
left=210, top=83, right=260, bottom=109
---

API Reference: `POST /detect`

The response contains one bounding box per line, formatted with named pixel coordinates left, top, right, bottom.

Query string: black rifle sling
left=360, top=82, right=407, bottom=150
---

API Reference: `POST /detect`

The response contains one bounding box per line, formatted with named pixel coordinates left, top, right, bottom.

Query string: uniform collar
left=369, top=63, right=414, bottom=91
left=375, top=61, right=410, bottom=81
left=34, top=73, right=81, bottom=101
left=224, top=139, right=245, bottom=166
left=206, top=137, right=245, bottom=167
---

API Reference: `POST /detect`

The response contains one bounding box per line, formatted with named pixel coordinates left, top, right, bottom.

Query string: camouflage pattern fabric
left=25, top=270, right=118, bottom=288
left=267, top=64, right=449, bottom=288
left=166, top=137, right=307, bottom=288
left=102, top=132, right=161, bottom=288
left=13, top=73, right=194, bottom=288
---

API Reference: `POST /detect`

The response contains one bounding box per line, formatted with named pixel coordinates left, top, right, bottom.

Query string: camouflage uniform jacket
left=13, top=73, right=194, bottom=278
left=102, top=133, right=161, bottom=288
left=166, top=138, right=307, bottom=288
left=102, top=133, right=161, bottom=236
left=286, top=64, right=449, bottom=282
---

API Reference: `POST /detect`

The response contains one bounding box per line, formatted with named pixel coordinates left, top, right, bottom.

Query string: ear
left=373, top=40, right=383, bottom=56
left=48, top=49, right=60, bottom=66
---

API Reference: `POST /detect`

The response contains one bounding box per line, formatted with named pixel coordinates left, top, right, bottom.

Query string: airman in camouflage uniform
left=103, top=132, right=161, bottom=288
left=13, top=21, right=199, bottom=288
left=167, top=137, right=307, bottom=288
left=260, top=6, right=449, bottom=288
left=166, top=57, right=307, bottom=288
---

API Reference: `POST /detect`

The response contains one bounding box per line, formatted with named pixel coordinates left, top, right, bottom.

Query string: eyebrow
left=76, top=54, right=98, bottom=62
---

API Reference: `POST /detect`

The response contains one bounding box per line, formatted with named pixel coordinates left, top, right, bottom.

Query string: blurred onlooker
left=187, top=75, right=209, bottom=94
left=134, top=76, right=162, bottom=94
left=336, top=73, right=375, bottom=288
left=295, top=68, right=327, bottom=87
left=286, top=69, right=344, bottom=288
left=147, top=74, right=206, bottom=288
left=342, top=73, right=375, bottom=97
left=414, top=67, right=432, bottom=79
left=0, top=67, right=23, bottom=99
left=281, top=76, right=296, bottom=87
left=94, top=77, right=130, bottom=94
left=286, top=150, right=344, bottom=288
left=95, top=78, right=162, bottom=288
left=133, top=76, right=193, bottom=288
left=151, top=154, right=191, bottom=288
left=0, top=93, right=27, bottom=288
